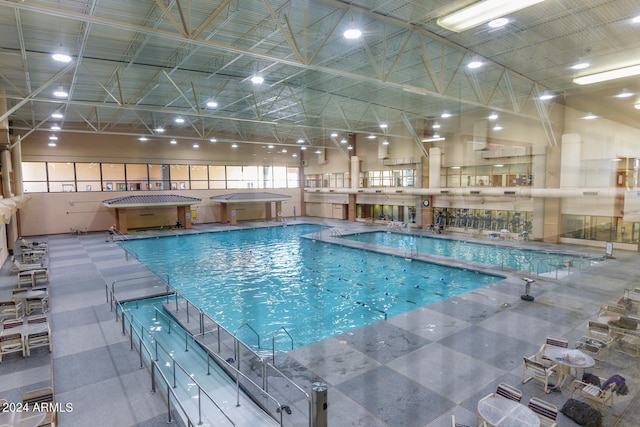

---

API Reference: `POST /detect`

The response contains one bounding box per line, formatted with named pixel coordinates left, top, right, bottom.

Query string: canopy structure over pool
left=103, top=194, right=202, bottom=232
left=211, top=192, right=291, bottom=224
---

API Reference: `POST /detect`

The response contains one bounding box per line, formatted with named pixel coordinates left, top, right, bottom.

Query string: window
left=190, top=165, right=208, bottom=189
left=48, top=162, right=75, bottom=192
left=76, top=163, right=101, bottom=192
left=22, top=162, right=47, bottom=193
left=209, top=165, right=226, bottom=189
left=126, top=164, right=148, bottom=191
left=102, top=163, right=125, bottom=191
left=170, top=164, right=189, bottom=190
left=273, top=166, right=287, bottom=188
left=287, top=167, right=300, bottom=188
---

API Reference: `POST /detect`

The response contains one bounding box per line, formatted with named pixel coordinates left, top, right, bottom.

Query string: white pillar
left=350, top=156, right=360, bottom=189
left=560, top=133, right=581, bottom=188
left=428, top=147, right=442, bottom=188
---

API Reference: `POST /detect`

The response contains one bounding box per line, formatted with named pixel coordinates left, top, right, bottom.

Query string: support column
left=115, top=209, right=128, bottom=234
left=229, top=204, right=237, bottom=225
left=348, top=194, right=356, bottom=221
left=177, top=206, right=192, bottom=229
left=265, top=202, right=273, bottom=221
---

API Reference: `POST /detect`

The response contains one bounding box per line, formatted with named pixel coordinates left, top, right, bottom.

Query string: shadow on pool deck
left=1, top=218, right=639, bottom=427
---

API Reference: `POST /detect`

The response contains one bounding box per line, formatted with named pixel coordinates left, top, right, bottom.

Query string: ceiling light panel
left=437, top=0, right=546, bottom=32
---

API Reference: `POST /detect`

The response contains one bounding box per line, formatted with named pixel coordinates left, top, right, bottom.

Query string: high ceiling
left=1, top=0, right=639, bottom=150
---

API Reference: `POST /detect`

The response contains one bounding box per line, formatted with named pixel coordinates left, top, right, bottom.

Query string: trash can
left=311, top=381, right=328, bottom=427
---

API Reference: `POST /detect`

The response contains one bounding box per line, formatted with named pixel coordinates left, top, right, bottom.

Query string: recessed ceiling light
left=175, top=117, right=185, bottom=124
left=210, top=138, right=217, bottom=143
left=614, top=90, right=633, bottom=98
left=571, top=62, right=590, bottom=70
left=282, top=148, right=287, bottom=153
left=51, top=124, right=61, bottom=131
left=315, top=149, right=322, bottom=154
left=432, top=122, right=441, bottom=129
left=292, top=153, right=298, bottom=157
left=633, top=15, right=640, bottom=23
left=380, top=123, right=388, bottom=129
left=493, top=125, right=503, bottom=131
left=347, top=145, right=353, bottom=150
left=49, top=135, right=58, bottom=140
left=52, top=53, right=72, bottom=63
left=301, top=146, right=307, bottom=150
left=539, top=92, right=554, bottom=100
left=231, top=143, right=238, bottom=148
left=635, top=103, right=640, bottom=110
left=488, top=17, right=509, bottom=28
left=268, top=144, right=274, bottom=149
left=155, top=127, right=165, bottom=133
left=193, top=143, right=199, bottom=148
left=206, top=101, right=218, bottom=108
left=138, top=137, right=148, bottom=142
left=441, top=112, right=451, bottom=118
left=170, top=139, right=177, bottom=144
left=367, top=134, right=376, bottom=139
left=48, top=142, right=57, bottom=147
left=297, top=138, right=304, bottom=144
left=582, top=113, right=598, bottom=120
left=251, top=75, right=264, bottom=84
left=468, top=60, right=483, bottom=69
left=51, top=112, right=63, bottom=119
left=382, top=140, right=389, bottom=145
left=340, top=138, right=347, bottom=144
left=330, top=132, right=338, bottom=137
left=488, top=113, right=498, bottom=120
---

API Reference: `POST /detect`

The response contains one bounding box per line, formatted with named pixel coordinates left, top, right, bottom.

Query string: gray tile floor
left=1, top=219, right=639, bottom=427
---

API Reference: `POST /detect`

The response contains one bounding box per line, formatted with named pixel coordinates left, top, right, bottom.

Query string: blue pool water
left=121, top=225, right=502, bottom=350
left=342, top=231, right=588, bottom=273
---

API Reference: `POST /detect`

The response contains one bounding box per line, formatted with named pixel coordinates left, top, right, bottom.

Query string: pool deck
left=1, top=218, right=639, bottom=427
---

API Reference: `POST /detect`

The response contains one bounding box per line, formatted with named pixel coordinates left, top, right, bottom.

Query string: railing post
left=139, top=338, right=143, bottom=368
left=199, top=311, right=204, bottom=335
left=185, top=332, right=189, bottom=352
left=122, top=311, right=125, bottom=335
left=173, top=359, right=177, bottom=388
left=150, top=362, right=156, bottom=393
left=186, top=301, right=190, bottom=323
left=198, top=387, right=202, bottom=425
left=175, top=293, right=179, bottom=312
left=167, top=384, right=173, bottom=423
left=155, top=340, right=159, bottom=361
left=129, top=323, right=133, bottom=349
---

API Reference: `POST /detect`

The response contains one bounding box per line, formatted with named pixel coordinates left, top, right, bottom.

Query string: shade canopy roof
left=103, top=194, right=201, bottom=209
left=211, top=192, right=291, bottom=204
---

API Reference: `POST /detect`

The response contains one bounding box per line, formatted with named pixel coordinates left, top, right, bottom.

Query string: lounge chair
left=19, top=238, right=47, bottom=250
left=476, top=383, right=522, bottom=425
left=571, top=376, right=615, bottom=410
left=0, top=300, right=24, bottom=319
left=0, top=332, right=26, bottom=362
left=528, top=397, right=558, bottom=427
left=522, top=356, right=558, bottom=393
left=2, top=317, right=23, bottom=330
left=451, top=414, right=475, bottom=427
left=587, top=321, right=614, bottom=346
left=10, top=258, right=46, bottom=274
left=18, top=270, right=35, bottom=288
left=22, top=387, right=57, bottom=426
left=25, top=315, right=52, bottom=356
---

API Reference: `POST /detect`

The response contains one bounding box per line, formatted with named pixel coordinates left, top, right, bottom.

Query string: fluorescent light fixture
left=315, top=149, right=322, bottom=154
left=451, top=166, right=460, bottom=170
left=582, top=113, right=597, bottom=120
left=437, top=0, right=545, bottom=32
left=574, top=64, right=640, bottom=85
left=52, top=53, right=72, bottom=63
left=251, top=75, right=264, bottom=84
left=634, top=103, right=640, bottom=110
left=268, top=144, right=274, bottom=149
left=441, top=112, right=451, bottom=118
left=347, top=145, right=353, bottom=150
left=48, top=142, right=57, bottom=147
left=292, top=153, right=298, bottom=157
left=493, top=125, right=503, bottom=131
left=571, top=62, right=590, bottom=70
left=494, top=164, right=504, bottom=168
left=539, top=92, right=554, bottom=100
left=632, top=15, right=640, bottom=24
left=421, top=136, right=446, bottom=142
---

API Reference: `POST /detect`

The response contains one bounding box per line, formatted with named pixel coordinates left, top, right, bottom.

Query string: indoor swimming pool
left=342, top=231, right=599, bottom=274
left=120, top=224, right=502, bottom=350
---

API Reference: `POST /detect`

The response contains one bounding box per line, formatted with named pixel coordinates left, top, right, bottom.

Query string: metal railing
left=107, top=276, right=313, bottom=426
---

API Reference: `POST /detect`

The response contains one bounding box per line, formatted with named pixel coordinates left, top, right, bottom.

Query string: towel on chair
left=601, top=375, right=628, bottom=395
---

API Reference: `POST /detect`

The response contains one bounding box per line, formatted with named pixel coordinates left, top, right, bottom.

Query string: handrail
left=111, top=298, right=224, bottom=426
left=126, top=311, right=236, bottom=426
left=234, top=322, right=261, bottom=350
left=271, top=326, right=294, bottom=363
left=108, top=273, right=171, bottom=309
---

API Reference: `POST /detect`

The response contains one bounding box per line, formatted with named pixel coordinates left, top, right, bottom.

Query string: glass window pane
left=23, top=182, right=48, bottom=193
left=243, top=166, right=259, bottom=189
left=170, top=164, right=189, bottom=180
left=102, top=163, right=125, bottom=181
left=22, top=162, right=47, bottom=181
left=47, top=162, right=75, bottom=181
left=190, top=165, right=208, bottom=180
left=273, top=166, right=287, bottom=188
left=76, top=163, right=101, bottom=181
left=126, top=164, right=148, bottom=190
left=149, top=164, right=169, bottom=190
left=226, top=166, right=242, bottom=180
left=287, top=167, right=299, bottom=188
left=209, top=165, right=226, bottom=189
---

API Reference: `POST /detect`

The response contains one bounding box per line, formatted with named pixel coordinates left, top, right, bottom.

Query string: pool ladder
left=404, top=245, right=418, bottom=259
